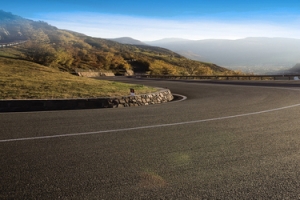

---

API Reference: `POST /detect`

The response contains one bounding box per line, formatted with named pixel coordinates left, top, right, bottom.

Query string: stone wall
left=0, top=89, right=173, bottom=112
left=77, top=72, right=115, bottom=77
left=106, top=89, right=173, bottom=108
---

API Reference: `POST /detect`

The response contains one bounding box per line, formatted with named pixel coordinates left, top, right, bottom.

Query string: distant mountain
left=146, top=37, right=300, bottom=74
left=146, top=38, right=189, bottom=44
left=0, top=10, right=234, bottom=76
left=0, top=10, right=31, bottom=42
left=281, top=63, right=300, bottom=75
left=109, top=37, right=146, bottom=45
left=290, top=63, right=300, bottom=72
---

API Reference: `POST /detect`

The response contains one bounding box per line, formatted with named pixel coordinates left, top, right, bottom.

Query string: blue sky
left=2, top=0, right=300, bottom=41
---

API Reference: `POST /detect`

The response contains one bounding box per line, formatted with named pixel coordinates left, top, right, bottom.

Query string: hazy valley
left=145, top=37, right=300, bottom=74
left=1, top=9, right=299, bottom=76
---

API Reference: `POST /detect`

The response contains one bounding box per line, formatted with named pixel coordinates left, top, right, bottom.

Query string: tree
left=195, top=66, right=214, bottom=75
left=54, top=48, right=74, bottom=67
left=29, top=29, right=50, bottom=43
left=23, top=41, right=57, bottom=66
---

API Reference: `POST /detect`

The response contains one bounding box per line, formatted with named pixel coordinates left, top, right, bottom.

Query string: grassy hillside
left=0, top=57, right=156, bottom=99
left=0, top=10, right=243, bottom=100
left=0, top=10, right=239, bottom=76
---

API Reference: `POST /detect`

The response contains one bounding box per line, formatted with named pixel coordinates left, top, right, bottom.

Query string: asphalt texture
left=1, top=77, right=300, bottom=199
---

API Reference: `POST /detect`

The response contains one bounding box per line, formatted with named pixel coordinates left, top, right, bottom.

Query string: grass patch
left=0, top=57, right=157, bottom=99
left=0, top=48, right=21, bottom=59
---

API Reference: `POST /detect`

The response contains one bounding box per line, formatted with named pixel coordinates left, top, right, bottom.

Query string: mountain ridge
left=108, top=37, right=147, bottom=45
left=0, top=10, right=235, bottom=76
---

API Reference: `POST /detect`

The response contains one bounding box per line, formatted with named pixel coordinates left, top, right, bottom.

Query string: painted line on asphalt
left=170, top=94, right=187, bottom=103
left=1, top=84, right=298, bottom=115
left=1, top=102, right=300, bottom=143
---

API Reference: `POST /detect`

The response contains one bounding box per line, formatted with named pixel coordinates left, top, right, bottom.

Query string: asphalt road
left=1, top=77, right=300, bottom=199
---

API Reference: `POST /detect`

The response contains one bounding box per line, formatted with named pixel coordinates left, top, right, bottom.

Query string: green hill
left=0, top=10, right=237, bottom=76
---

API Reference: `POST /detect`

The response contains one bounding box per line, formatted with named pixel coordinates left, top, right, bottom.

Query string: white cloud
left=35, top=12, right=300, bottom=41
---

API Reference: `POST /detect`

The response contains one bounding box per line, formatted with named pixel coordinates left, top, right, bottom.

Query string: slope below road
left=1, top=78, right=300, bottom=199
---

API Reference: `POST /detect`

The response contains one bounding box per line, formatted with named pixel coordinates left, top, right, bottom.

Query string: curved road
left=1, top=78, right=300, bottom=199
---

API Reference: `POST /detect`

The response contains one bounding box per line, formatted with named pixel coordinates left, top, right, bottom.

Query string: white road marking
left=0, top=84, right=298, bottom=115
left=1, top=102, right=300, bottom=143
left=1, top=83, right=300, bottom=142
left=170, top=94, right=187, bottom=103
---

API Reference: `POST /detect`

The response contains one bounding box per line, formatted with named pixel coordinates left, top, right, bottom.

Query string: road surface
left=1, top=78, right=300, bottom=199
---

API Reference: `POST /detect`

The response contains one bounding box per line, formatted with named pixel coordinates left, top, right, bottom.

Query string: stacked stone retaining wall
left=77, top=72, right=115, bottom=77
left=0, top=89, right=173, bottom=112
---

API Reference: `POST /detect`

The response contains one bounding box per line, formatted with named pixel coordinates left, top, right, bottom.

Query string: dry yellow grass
left=0, top=57, right=157, bottom=99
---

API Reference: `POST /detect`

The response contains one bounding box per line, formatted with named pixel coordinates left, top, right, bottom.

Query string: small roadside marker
left=130, top=88, right=135, bottom=96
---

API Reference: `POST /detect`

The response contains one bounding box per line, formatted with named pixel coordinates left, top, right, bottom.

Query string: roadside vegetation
left=0, top=10, right=242, bottom=76
left=0, top=57, right=156, bottom=99
left=0, top=10, right=244, bottom=100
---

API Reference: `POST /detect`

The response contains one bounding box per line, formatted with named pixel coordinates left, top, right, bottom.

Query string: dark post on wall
left=130, top=88, right=135, bottom=96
